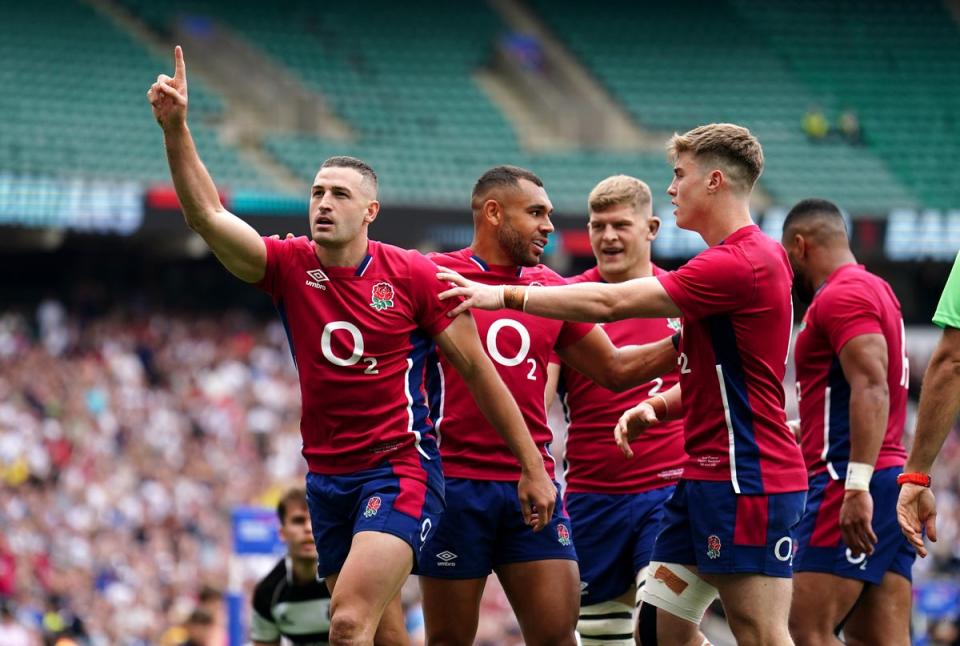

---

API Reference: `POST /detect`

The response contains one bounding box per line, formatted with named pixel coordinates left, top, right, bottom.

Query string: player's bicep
left=556, top=327, right=617, bottom=387
left=838, top=333, right=888, bottom=389
left=195, top=207, right=268, bottom=283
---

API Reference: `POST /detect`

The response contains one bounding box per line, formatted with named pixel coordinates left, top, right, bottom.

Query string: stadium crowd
left=0, top=296, right=958, bottom=644
left=0, top=301, right=521, bottom=645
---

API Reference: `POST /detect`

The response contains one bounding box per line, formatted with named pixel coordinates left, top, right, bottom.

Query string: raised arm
left=557, top=327, right=678, bottom=392
left=147, top=46, right=266, bottom=283
left=437, top=270, right=681, bottom=322
left=433, top=312, right=556, bottom=530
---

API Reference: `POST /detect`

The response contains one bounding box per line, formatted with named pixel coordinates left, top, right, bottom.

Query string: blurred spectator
left=802, top=105, right=829, bottom=141
left=177, top=609, right=214, bottom=646
left=837, top=108, right=863, bottom=145
left=0, top=600, right=34, bottom=646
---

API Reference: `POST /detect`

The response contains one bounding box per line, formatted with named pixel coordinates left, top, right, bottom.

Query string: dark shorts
left=651, top=479, right=806, bottom=578
left=418, top=478, right=577, bottom=579
left=794, top=467, right=914, bottom=584
left=305, top=453, right=445, bottom=578
left=566, top=486, right=676, bottom=604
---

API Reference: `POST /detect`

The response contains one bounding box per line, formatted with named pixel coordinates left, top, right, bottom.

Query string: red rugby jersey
left=657, top=225, right=806, bottom=494
left=257, top=237, right=456, bottom=475
left=560, top=266, right=686, bottom=494
left=431, top=249, right=594, bottom=481
left=794, top=264, right=908, bottom=479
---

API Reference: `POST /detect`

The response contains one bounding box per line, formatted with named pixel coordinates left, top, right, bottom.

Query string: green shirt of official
left=933, top=251, right=960, bottom=329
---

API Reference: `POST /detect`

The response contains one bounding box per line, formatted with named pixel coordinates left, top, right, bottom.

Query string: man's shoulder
left=252, top=558, right=287, bottom=607
left=524, top=263, right=565, bottom=286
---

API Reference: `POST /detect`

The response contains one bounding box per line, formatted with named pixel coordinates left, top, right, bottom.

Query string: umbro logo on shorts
left=435, top=551, right=457, bottom=567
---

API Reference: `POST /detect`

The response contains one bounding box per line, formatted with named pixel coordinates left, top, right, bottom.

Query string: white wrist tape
left=845, top=461, right=874, bottom=491
left=496, top=285, right=505, bottom=309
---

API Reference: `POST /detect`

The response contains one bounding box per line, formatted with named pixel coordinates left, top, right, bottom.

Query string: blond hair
left=588, top=175, right=652, bottom=213
left=667, top=123, right=764, bottom=193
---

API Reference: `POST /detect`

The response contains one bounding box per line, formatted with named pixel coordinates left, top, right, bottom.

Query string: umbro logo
left=435, top=551, right=457, bottom=567
left=306, top=269, right=329, bottom=290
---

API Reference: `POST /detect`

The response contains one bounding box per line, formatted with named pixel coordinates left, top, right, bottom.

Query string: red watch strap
left=896, top=472, right=932, bottom=487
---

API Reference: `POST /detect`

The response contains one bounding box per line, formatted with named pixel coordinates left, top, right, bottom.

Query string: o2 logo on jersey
left=321, top=321, right=379, bottom=374
left=845, top=548, right=868, bottom=571
left=486, top=319, right=538, bottom=381
left=370, top=282, right=395, bottom=311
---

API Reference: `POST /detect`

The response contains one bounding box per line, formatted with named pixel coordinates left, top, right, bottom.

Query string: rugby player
left=437, top=125, right=807, bottom=646
left=148, top=48, right=555, bottom=646
left=783, top=199, right=912, bottom=645
left=420, top=166, right=678, bottom=646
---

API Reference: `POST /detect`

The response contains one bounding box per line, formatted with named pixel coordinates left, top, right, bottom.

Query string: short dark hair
left=277, top=487, right=308, bottom=523
left=471, top=165, right=544, bottom=212
left=783, top=198, right=845, bottom=234
left=186, top=608, right=214, bottom=626
left=320, top=156, right=378, bottom=193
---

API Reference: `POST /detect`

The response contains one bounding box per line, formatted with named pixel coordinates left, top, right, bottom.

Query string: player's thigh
left=842, top=572, right=911, bottom=646
left=705, top=571, right=793, bottom=641
left=496, top=559, right=580, bottom=646
left=789, top=572, right=863, bottom=641
left=418, top=575, right=487, bottom=646
left=329, top=531, right=414, bottom=640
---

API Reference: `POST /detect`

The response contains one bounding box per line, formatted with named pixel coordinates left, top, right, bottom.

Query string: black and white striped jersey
left=251, top=557, right=331, bottom=645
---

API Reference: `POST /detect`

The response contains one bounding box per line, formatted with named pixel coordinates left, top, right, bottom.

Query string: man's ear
left=364, top=200, right=380, bottom=225
left=648, top=216, right=661, bottom=240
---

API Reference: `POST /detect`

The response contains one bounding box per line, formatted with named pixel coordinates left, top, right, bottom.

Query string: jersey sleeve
left=408, top=252, right=461, bottom=337
left=249, top=609, right=280, bottom=643
left=255, top=235, right=296, bottom=302
left=816, top=282, right=884, bottom=353
left=933, top=250, right=960, bottom=329
left=657, top=245, right=755, bottom=320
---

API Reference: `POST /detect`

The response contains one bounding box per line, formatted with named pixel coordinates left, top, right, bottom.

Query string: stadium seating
left=530, top=0, right=923, bottom=213
left=0, top=0, right=272, bottom=190
left=729, top=0, right=960, bottom=210
left=118, top=0, right=674, bottom=212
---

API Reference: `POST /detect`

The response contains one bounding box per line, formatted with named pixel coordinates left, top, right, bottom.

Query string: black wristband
left=671, top=332, right=681, bottom=352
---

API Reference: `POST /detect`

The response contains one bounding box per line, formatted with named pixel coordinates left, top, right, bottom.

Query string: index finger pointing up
left=174, top=45, right=186, bottom=81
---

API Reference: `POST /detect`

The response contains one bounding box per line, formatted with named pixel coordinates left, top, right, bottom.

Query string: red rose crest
left=370, top=282, right=395, bottom=311
left=363, top=496, right=382, bottom=518
left=706, top=534, right=721, bottom=559
left=557, top=523, right=572, bottom=546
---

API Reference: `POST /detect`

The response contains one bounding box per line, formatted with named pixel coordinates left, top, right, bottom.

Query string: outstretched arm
left=437, top=269, right=680, bottom=322
left=434, top=312, right=556, bottom=531
left=557, top=327, right=678, bottom=392
left=147, top=46, right=266, bottom=283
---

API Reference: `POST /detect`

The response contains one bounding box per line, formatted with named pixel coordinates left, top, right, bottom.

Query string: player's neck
left=700, top=201, right=753, bottom=246
left=290, top=557, right=317, bottom=585
left=469, top=239, right=515, bottom=267
left=313, top=236, right=370, bottom=268
left=812, top=248, right=858, bottom=287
